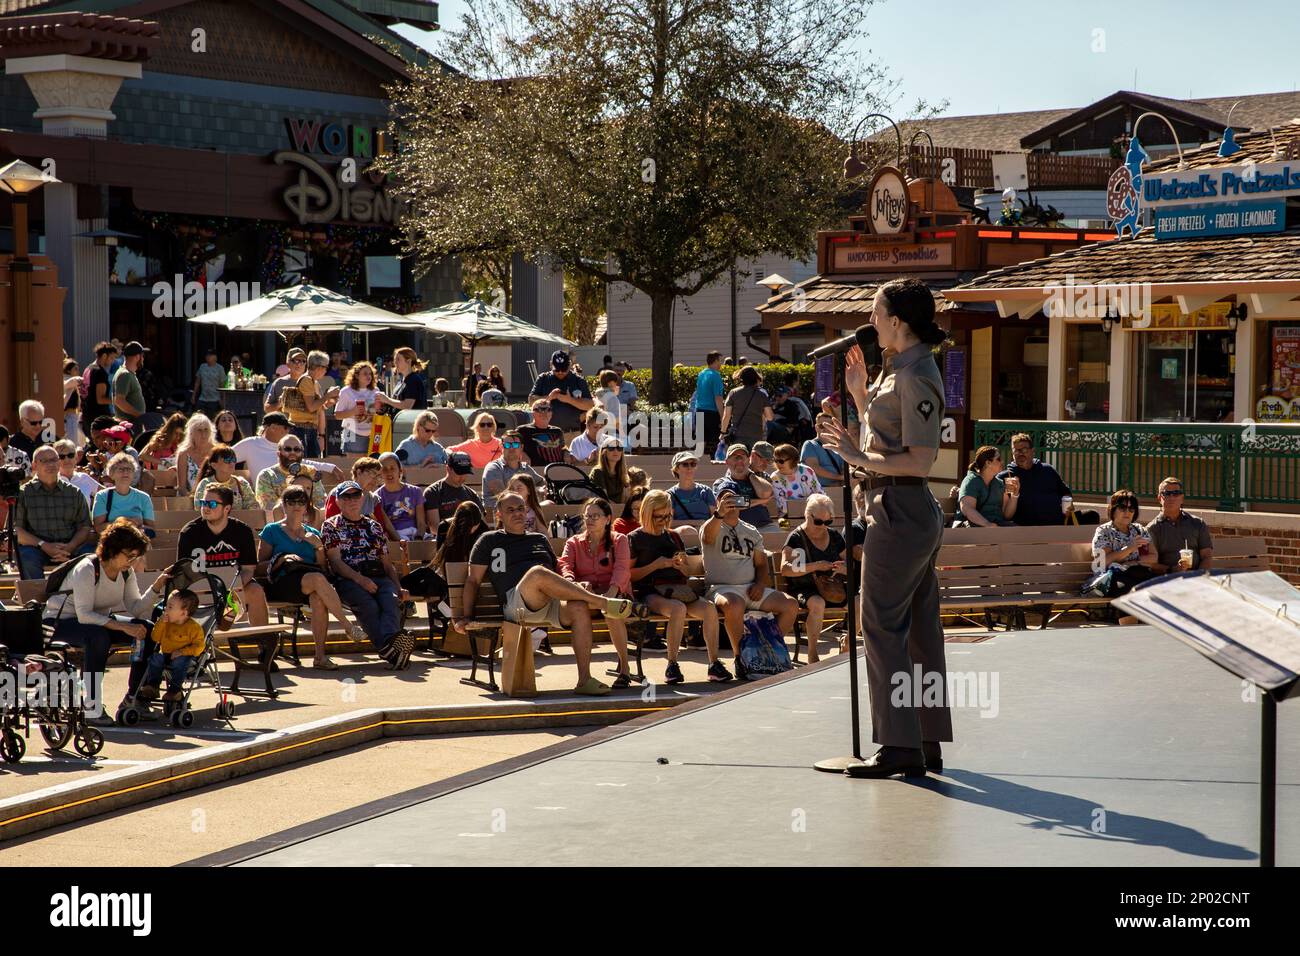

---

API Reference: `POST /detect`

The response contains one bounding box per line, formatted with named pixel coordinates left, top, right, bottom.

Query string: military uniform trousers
left=859, top=483, right=953, bottom=748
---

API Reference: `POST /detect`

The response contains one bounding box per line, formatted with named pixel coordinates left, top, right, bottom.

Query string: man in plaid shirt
left=14, top=445, right=95, bottom=579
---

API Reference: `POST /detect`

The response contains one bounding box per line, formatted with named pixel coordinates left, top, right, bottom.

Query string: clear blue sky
left=395, top=0, right=1300, bottom=118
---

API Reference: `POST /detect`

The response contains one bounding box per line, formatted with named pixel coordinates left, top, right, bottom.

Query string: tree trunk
left=649, top=291, right=674, bottom=405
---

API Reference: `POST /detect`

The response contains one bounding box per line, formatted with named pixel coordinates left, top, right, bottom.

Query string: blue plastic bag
left=739, top=612, right=791, bottom=678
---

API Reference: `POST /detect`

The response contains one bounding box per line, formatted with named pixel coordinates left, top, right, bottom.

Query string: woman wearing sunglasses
left=628, top=489, right=722, bottom=684
left=588, top=437, right=630, bottom=504
left=768, top=442, right=824, bottom=518
left=448, top=412, right=504, bottom=471
left=192, top=444, right=257, bottom=511
left=257, top=485, right=364, bottom=669
left=780, top=494, right=847, bottom=665
left=559, top=498, right=640, bottom=688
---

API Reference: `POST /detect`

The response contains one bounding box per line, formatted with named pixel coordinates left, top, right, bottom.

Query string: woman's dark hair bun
left=879, top=277, right=947, bottom=346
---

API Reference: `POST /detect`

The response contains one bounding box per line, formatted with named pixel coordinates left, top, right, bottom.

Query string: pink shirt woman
left=448, top=413, right=504, bottom=471
left=560, top=530, right=632, bottom=596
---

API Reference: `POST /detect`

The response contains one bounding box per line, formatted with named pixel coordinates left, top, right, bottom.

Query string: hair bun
left=919, top=322, right=947, bottom=346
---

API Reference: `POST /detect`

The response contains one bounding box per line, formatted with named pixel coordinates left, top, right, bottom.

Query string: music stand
left=1115, top=569, right=1300, bottom=867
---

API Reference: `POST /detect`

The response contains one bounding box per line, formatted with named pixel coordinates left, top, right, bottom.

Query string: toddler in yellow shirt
left=140, top=589, right=206, bottom=704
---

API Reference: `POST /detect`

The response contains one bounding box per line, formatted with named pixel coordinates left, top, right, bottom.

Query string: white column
left=1046, top=312, right=1066, bottom=419
left=43, top=182, right=109, bottom=362
left=1234, top=317, right=1254, bottom=421
left=1109, top=327, right=1132, bottom=421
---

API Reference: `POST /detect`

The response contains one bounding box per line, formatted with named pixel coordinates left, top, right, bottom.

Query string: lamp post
left=1, top=159, right=59, bottom=415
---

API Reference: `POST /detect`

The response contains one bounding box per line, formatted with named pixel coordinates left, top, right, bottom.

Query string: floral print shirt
left=770, top=464, right=823, bottom=516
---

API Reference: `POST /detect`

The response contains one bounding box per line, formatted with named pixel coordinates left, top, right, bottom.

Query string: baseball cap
left=275, top=363, right=291, bottom=377
left=287, top=348, right=307, bottom=362
left=334, top=480, right=363, bottom=497
left=204, top=347, right=218, bottom=357
left=726, top=443, right=749, bottom=459
left=103, top=426, right=133, bottom=443
left=671, top=451, right=698, bottom=470
left=550, top=349, right=570, bottom=371
left=750, top=441, right=775, bottom=460
left=600, top=434, right=623, bottom=449
left=261, top=412, right=290, bottom=429
left=447, top=451, right=473, bottom=475
left=122, top=341, right=149, bottom=357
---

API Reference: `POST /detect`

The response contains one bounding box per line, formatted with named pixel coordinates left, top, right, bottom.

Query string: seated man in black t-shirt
left=517, top=398, right=568, bottom=467
left=177, top=484, right=269, bottom=626
left=453, top=493, right=633, bottom=696
left=422, top=452, right=482, bottom=538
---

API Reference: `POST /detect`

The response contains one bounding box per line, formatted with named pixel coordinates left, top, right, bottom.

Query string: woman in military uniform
left=818, top=277, right=952, bottom=778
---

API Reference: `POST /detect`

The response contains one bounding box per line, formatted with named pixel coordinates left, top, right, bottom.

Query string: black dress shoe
left=844, top=746, right=926, bottom=779
left=923, top=741, right=943, bottom=773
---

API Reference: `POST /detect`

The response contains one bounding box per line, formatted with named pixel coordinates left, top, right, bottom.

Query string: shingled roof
left=1145, top=120, right=1300, bottom=172
left=871, top=89, right=1300, bottom=155
left=757, top=274, right=971, bottom=319
left=944, top=229, right=1300, bottom=294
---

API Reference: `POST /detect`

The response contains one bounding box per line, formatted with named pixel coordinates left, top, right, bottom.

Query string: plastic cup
left=1179, top=548, right=1194, bottom=569
left=1061, top=496, right=1073, bottom=513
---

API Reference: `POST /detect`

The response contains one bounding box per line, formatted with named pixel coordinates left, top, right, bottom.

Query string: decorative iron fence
left=973, top=420, right=1300, bottom=512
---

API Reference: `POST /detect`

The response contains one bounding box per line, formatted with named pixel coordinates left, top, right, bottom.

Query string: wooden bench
left=442, top=562, right=533, bottom=695
left=934, top=533, right=1271, bottom=629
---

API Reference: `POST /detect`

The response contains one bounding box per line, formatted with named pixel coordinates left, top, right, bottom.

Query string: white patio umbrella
left=188, top=283, right=427, bottom=333
left=408, top=298, right=578, bottom=386
left=408, top=298, right=577, bottom=347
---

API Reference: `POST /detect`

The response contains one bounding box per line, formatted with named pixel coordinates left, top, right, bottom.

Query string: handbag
left=653, top=581, right=701, bottom=603
left=269, top=553, right=316, bottom=584
left=1079, top=566, right=1118, bottom=597
left=812, top=572, right=848, bottom=605
left=368, top=412, right=394, bottom=455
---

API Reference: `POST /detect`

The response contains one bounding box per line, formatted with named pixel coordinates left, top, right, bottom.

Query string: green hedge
left=589, top=363, right=815, bottom=406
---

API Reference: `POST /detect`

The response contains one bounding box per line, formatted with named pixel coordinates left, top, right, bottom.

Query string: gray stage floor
left=225, top=626, right=1299, bottom=866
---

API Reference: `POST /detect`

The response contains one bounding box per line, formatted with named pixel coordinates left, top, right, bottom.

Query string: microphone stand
left=813, top=346, right=864, bottom=771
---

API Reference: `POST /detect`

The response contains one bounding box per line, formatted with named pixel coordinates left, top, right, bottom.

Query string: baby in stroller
left=137, top=589, right=204, bottom=710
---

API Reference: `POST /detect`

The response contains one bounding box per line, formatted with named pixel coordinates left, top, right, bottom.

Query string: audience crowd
left=4, top=341, right=1218, bottom=720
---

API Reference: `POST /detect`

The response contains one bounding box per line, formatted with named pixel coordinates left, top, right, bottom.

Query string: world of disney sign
left=272, top=150, right=408, bottom=226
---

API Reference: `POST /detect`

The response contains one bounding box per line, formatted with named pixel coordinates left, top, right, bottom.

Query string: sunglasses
left=477, top=423, right=495, bottom=430
left=282, top=447, right=304, bottom=454
left=198, top=499, right=223, bottom=509
left=811, top=517, right=833, bottom=526
left=418, top=426, right=436, bottom=434
left=677, top=461, right=698, bottom=468
left=57, top=452, right=77, bottom=460
left=1161, top=490, right=1184, bottom=497
left=651, top=511, right=672, bottom=521
left=25, top=419, right=43, bottom=427
left=216, top=456, right=236, bottom=464
left=502, top=441, right=522, bottom=450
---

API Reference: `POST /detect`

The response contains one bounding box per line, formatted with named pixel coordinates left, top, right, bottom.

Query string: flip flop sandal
left=603, top=598, right=632, bottom=620
left=312, top=658, right=340, bottom=670
left=611, top=672, right=632, bottom=689
left=631, top=602, right=653, bottom=620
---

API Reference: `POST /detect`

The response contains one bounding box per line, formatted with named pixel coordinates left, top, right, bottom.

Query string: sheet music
left=1114, top=571, right=1300, bottom=694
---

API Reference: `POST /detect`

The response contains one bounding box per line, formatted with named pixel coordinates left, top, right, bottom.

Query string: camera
left=0, top=464, right=25, bottom=500
left=732, top=494, right=750, bottom=509
left=288, top=462, right=302, bottom=476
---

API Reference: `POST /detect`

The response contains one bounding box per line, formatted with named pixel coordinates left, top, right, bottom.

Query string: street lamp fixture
left=75, top=228, right=141, bottom=247
left=756, top=273, right=791, bottom=297
left=2, top=157, right=60, bottom=416
left=1100, top=310, right=1117, bottom=335
left=1227, top=302, right=1248, bottom=331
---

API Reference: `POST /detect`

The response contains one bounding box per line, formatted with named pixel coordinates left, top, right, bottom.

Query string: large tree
left=381, top=0, right=902, bottom=402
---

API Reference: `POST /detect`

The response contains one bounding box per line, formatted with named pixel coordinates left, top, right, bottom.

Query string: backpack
left=46, top=554, right=123, bottom=597
left=79, top=364, right=92, bottom=403
left=738, top=612, right=791, bottom=678
left=548, top=514, right=584, bottom=540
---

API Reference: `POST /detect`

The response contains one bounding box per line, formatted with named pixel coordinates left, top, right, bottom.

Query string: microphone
left=807, top=324, right=877, bottom=360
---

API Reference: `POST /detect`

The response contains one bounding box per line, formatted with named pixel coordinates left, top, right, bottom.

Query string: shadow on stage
left=907, top=769, right=1255, bottom=861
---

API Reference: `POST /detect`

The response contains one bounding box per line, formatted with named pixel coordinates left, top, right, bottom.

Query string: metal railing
left=973, top=420, right=1300, bottom=512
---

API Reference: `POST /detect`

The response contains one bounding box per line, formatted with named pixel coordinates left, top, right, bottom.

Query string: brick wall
left=1209, top=522, right=1300, bottom=587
